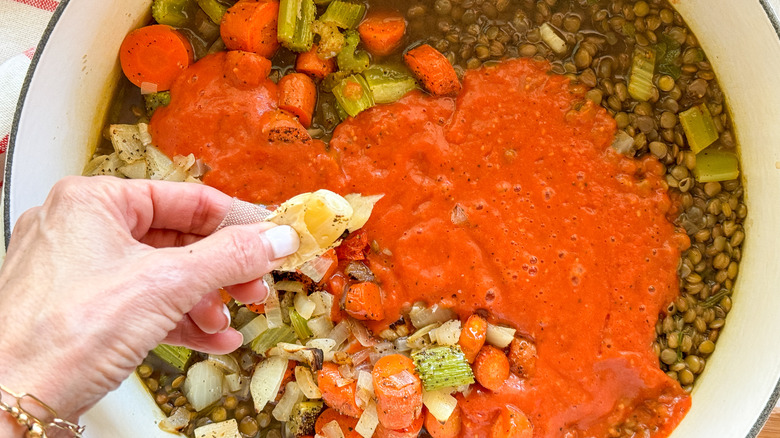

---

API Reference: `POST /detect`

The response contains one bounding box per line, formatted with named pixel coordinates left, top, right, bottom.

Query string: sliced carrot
left=278, top=73, right=317, bottom=128
left=473, top=345, right=510, bottom=392
left=220, top=0, right=280, bottom=58
left=317, top=249, right=340, bottom=284
left=119, top=24, right=193, bottom=91
left=336, top=228, right=369, bottom=261
left=344, top=281, right=384, bottom=321
left=372, top=354, right=423, bottom=430
left=327, top=272, right=348, bottom=296
left=424, top=405, right=461, bottom=438
left=259, top=109, right=312, bottom=144
left=403, top=44, right=461, bottom=97
left=507, top=337, right=537, bottom=377
left=318, top=362, right=363, bottom=418
left=275, top=360, right=297, bottom=402
left=224, top=50, right=272, bottom=89
left=374, top=410, right=424, bottom=438
left=458, top=314, right=487, bottom=363
left=315, top=408, right=361, bottom=438
left=218, top=288, right=232, bottom=305
left=296, top=44, right=337, bottom=80
left=490, top=405, right=533, bottom=438
left=245, top=302, right=265, bottom=313
left=357, top=11, right=406, bottom=57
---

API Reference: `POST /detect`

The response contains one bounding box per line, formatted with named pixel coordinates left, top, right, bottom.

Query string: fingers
left=225, top=277, right=270, bottom=306
left=139, top=229, right=205, bottom=248
left=142, top=180, right=234, bottom=236
left=189, top=291, right=231, bottom=334
left=163, top=315, right=243, bottom=354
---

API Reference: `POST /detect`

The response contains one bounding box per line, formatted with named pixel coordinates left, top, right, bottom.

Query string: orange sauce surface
left=151, top=52, right=691, bottom=437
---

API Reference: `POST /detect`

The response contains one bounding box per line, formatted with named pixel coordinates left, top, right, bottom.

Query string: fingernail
left=219, top=304, right=231, bottom=333
left=253, top=278, right=271, bottom=305
left=263, top=225, right=299, bottom=259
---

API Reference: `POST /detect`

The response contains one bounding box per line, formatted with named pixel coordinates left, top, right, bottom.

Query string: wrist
left=0, top=384, right=84, bottom=438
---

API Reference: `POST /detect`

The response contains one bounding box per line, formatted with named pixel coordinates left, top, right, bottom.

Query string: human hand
left=0, top=176, right=299, bottom=428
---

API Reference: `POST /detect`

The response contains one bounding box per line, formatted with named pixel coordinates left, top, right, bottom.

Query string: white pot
left=5, top=0, right=780, bottom=437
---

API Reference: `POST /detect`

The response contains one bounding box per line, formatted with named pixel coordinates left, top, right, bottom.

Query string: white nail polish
left=264, top=225, right=300, bottom=259
left=220, top=304, right=231, bottom=333
left=253, top=278, right=271, bottom=305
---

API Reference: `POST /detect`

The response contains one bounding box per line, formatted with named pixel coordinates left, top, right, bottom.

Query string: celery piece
left=251, top=325, right=298, bottom=355
left=289, top=308, right=313, bottom=340
left=412, top=346, right=475, bottom=391
left=152, top=344, right=192, bottom=372
left=152, top=0, right=197, bottom=27
left=333, top=74, right=375, bottom=117
left=320, top=0, right=366, bottom=30
left=288, top=401, right=325, bottom=437
left=628, top=46, right=656, bottom=102
left=195, top=0, right=228, bottom=24
left=144, top=91, right=171, bottom=117
left=278, top=0, right=316, bottom=52
left=693, top=150, right=739, bottom=183
left=337, top=31, right=370, bottom=74
left=364, top=67, right=417, bottom=104
left=680, top=104, right=719, bottom=153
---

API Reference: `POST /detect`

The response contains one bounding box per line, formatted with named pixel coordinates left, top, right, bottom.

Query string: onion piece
left=250, top=356, right=288, bottom=412
left=386, top=370, right=417, bottom=389
left=450, top=203, right=468, bottom=225
left=109, top=124, right=147, bottom=163
left=431, top=320, right=462, bottom=346
left=348, top=319, right=376, bottom=347
left=300, top=255, right=337, bottom=283
left=540, top=23, right=567, bottom=54
left=394, top=337, right=410, bottom=352
left=355, top=370, right=374, bottom=408
left=294, top=292, right=317, bottom=319
left=159, top=407, right=190, bottom=433
left=308, top=315, right=335, bottom=338
left=409, top=304, right=456, bottom=329
left=223, top=373, right=242, bottom=393
left=485, top=323, right=516, bottom=348
left=322, top=420, right=346, bottom=438
left=264, top=275, right=283, bottom=328
left=354, top=401, right=379, bottom=438
left=339, top=364, right=356, bottom=380
left=612, top=130, right=635, bottom=156
left=351, top=348, right=371, bottom=366
left=422, top=389, right=458, bottom=423
left=118, top=159, right=148, bottom=179
left=344, top=193, right=384, bottom=232
left=207, top=354, right=240, bottom=375
left=183, top=361, right=224, bottom=412
left=328, top=320, right=351, bottom=347
left=273, top=381, right=304, bottom=421
left=194, top=419, right=241, bottom=438
left=309, top=292, right=334, bottom=317
left=83, top=153, right=123, bottom=177
left=239, top=315, right=269, bottom=346
left=145, top=145, right=175, bottom=180
left=306, top=338, right=337, bottom=353
left=295, top=366, right=322, bottom=399
left=276, top=280, right=305, bottom=293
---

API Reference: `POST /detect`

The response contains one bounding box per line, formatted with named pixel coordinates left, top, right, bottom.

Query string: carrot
left=318, top=362, right=363, bottom=418
left=259, top=109, right=312, bottom=144
left=317, top=249, right=340, bottom=284
left=344, top=282, right=384, bottom=321
left=296, top=44, right=337, bottom=80
left=374, top=410, right=424, bottom=438
left=403, top=44, right=461, bottom=97
left=275, top=360, right=297, bottom=402
left=490, top=405, right=533, bottom=438
left=459, top=314, right=487, bottom=363
left=219, top=288, right=232, bottom=305
left=357, top=11, right=406, bottom=57
left=336, top=229, right=369, bottom=261
left=224, top=50, right=272, bottom=89
left=119, top=24, right=193, bottom=91
left=424, top=405, right=461, bottom=438
left=327, top=273, right=348, bottom=296
left=507, top=337, right=537, bottom=377
left=315, top=408, right=361, bottom=438
left=245, top=303, right=265, bottom=313
left=220, top=0, right=280, bottom=58
left=372, top=354, right=423, bottom=430
left=473, top=345, right=510, bottom=391
left=278, top=73, right=318, bottom=128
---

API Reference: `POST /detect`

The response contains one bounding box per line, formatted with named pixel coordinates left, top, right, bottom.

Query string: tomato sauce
left=151, top=53, right=691, bottom=437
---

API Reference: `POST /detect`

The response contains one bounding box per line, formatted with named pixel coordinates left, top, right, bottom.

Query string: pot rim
left=5, top=0, right=780, bottom=435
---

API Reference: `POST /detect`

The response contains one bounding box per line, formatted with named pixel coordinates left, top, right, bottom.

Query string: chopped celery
left=195, top=0, right=228, bottom=24
left=364, top=67, right=417, bottom=104
left=278, top=0, right=316, bottom=52
left=680, top=104, right=719, bottom=153
left=152, top=344, right=192, bottom=372
left=333, top=74, right=375, bottom=117
left=337, top=31, right=369, bottom=74
left=693, top=150, right=739, bottom=183
left=152, top=0, right=197, bottom=27
left=144, top=91, right=171, bottom=116
left=628, top=46, right=656, bottom=102
left=251, top=325, right=298, bottom=355
left=320, top=0, right=366, bottom=30
left=655, top=35, right=682, bottom=79
left=412, top=346, right=475, bottom=391
left=288, top=401, right=325, bottom=437
left=289, top=308, right=313, bottom=340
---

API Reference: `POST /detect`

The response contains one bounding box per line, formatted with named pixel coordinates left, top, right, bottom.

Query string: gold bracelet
left=0, top=384, right=85, bottom=438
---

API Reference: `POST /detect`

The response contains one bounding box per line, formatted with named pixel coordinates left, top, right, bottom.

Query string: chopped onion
left=183, top=361, right=224, bottom=412
left=354, top=401, right=379, bottom=438
left=422, top=389, right=458, bottom=423
left=159, top=406, right=190, bottom=433
left=394, top=337, right=410, bottom=352
left=344, top=193, right=384, bottom=232
left=83, top=153, right=123, bottom=177
left=207, top=354, right=240, bottom=375
left=145, top=145, right=175, bottom=180
left=351, top=348, right=371, bottom=365
left=295, top=366, right=322, bottom=399
left=140, top=81, right=158, bottom=95
left=308, top=315, right=335, bottom=338
left=485, top=323, right=516, bottom=348
left=300, top=255, right=337, bottom=283
left=322, top=420, right=346, bottom=438
left=189, top=158, right=211, bottom=178
left=338, top=364, right=356, bottom=380
left=223, top=373, right=242, bottom=393
left=348, top=319, right=376, bottom=347
left=276, top=280, right=305, bottom=293
left=294, top=293, right=317, bottom=319
left=264, top=275, right=283, bottom=328
left=194, top=419, right=241, bottom=438
left=410, top=304, right=456, bottom=329
left=250, top=356, right=288, bottom=412
left=309, top=292, right=334, bottom=317
left=450, top=203, right=468, bottom=225
left=239, top=315, right=268, bottom=346
left=540, top=23, right=567, bottom=54
left=356, top=370, right=374, bottom=397
left=387, top=370, right=417, bottom=389
left=431, top=320, right=462, bottom=346
left=109, top=124, right=146, bottom=162
left=273, top=381, right=304, bottom=421
left=328, top=320, right=351, bottom=347
left=306, top=337, right=337, bottom=352
left=369, top=342, right=397, bottom=364
left=344, top=261, right=375, bottom=282
left=612, top=130, right=635, bottom=156
left=119, top=159, right=148, bottom=179
left=137, top=123, right=153, bottom=146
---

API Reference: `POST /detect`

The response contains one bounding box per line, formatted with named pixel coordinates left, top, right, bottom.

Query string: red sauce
left=151, top=53, right=691, bottom=437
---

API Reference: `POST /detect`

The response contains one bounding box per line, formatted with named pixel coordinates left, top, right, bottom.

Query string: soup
left=87, top=0, right=746, bottom=436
